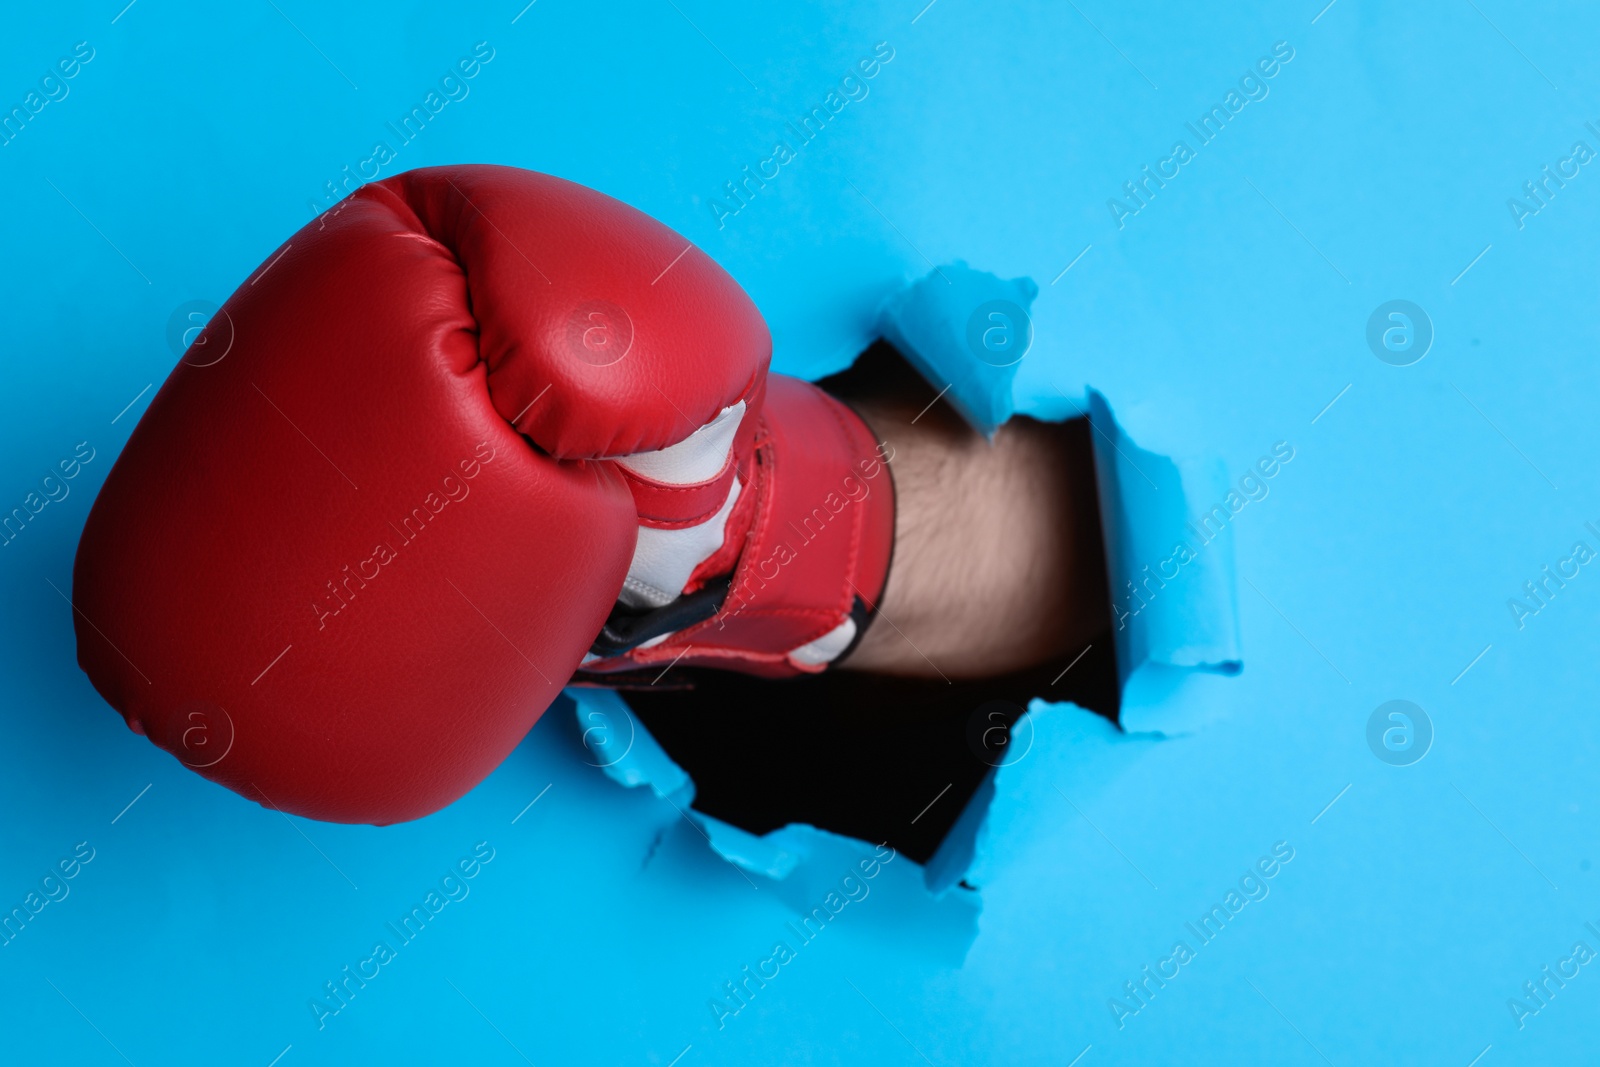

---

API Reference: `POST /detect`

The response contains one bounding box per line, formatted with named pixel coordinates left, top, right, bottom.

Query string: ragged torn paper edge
left=876, top=260, right=1036, bottom=437
left=877, top=262, right=1243, bottom=735
left=920, top=386, right=1246, bottom=891
left=570, top=687, right=872, bottom=882
left=568, top=686, right=982, bottom=953
left=884, top=261, right=1246, bottom=889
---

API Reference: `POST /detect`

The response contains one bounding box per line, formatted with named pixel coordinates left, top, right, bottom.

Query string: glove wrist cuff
left=582, top=375, right=895, bottom=679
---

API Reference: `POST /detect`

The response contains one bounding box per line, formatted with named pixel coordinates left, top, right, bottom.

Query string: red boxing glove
left=73, top=165, right=894, bottom=824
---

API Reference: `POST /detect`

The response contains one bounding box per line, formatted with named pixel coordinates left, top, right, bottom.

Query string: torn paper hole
left=566, top=261, right=1242, bottom=900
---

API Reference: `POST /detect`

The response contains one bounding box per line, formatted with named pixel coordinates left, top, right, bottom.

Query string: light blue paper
left=4, top=2, right=1596, bottom=1064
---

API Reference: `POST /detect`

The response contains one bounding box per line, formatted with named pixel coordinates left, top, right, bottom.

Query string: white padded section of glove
left=787, top=617, right=857, bottom=667
left=614, top=401, right=744, bottom=483
left=617, top=477, right=741, bottom=609
left=611, top=402, right=747, bottom=611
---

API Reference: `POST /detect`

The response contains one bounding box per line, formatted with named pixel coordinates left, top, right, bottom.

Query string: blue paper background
left=3, top=1, right=1598, bottom=1064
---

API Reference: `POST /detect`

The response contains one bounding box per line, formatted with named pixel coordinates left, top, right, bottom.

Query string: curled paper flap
left=877, top=261, right=1039, bottom=437
left=1085, top=389, right=1243, bottom=734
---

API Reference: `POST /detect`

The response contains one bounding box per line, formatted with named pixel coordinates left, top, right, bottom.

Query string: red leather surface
left=388, top=168, right=769, bottom=459
left=621, top=461, right=739, bottom=528
left=73, top=166, right=770, bottom=824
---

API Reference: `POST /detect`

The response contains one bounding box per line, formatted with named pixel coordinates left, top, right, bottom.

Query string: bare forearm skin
left=831, top=362, right=1109, bottom=680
